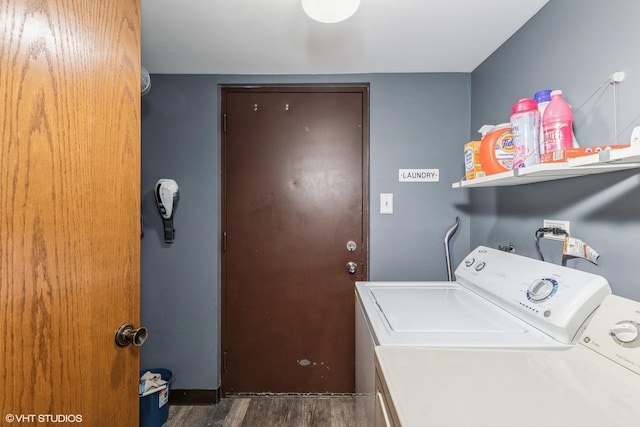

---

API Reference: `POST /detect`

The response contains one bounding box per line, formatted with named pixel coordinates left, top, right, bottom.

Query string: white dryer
left=355, top=246, right=612, bottom=424
left=375, top=294, right=640, bottom=426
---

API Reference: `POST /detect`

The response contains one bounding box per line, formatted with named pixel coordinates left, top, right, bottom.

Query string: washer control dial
left=527, top=278, right=558, bottom=302
left=611, top=322, right=639, bottom=343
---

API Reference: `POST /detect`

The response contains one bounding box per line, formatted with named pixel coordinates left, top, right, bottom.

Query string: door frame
left=219, top=85, right=370, bottom=395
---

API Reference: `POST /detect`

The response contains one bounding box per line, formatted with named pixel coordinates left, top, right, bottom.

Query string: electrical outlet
left=543, top=219, right=570, bottom=241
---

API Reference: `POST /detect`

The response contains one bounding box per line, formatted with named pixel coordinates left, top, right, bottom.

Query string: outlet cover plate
left=380, top=193, right=393, bottom=214
left=543, top=219, right=570, bottom=241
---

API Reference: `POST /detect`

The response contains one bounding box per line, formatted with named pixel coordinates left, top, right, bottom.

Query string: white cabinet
left=452, top=145, right=640, bottom=188
left=375, top=367, right=400, bottom=427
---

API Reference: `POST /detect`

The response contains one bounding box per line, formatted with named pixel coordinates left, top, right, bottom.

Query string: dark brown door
left=0, top=0, right=141, bottom=423
left=221, top=87, right=369, bottom=394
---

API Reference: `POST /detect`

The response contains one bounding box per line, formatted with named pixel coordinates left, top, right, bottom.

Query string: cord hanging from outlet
left=535, top=221, right=570, bottom=262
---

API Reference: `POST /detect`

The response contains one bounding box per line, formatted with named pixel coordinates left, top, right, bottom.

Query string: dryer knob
left=611, top=322, right=638, bottom=343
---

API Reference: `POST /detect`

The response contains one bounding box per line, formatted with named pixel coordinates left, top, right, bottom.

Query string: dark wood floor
left=165, top=396, right=366, bottom=427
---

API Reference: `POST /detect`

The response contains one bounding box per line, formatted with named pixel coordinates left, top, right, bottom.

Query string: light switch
left=380, top=193, right=393, bottom=214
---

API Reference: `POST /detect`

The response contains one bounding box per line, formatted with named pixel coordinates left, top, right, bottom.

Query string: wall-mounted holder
left=155, top=179, right=180, bottom=243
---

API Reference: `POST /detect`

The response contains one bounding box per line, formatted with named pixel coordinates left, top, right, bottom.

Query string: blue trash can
left=140, top=369, right=174, bottom=427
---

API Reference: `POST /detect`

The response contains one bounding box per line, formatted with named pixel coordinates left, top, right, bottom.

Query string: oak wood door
left=221, top=87, right=369, bottom=394
left=0, top=0, right=141, bottom=424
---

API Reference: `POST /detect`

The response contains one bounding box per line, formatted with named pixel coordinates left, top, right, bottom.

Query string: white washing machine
left=355, top=246, right=612, bottom=424
left=375, top=294, right=640, bottom=426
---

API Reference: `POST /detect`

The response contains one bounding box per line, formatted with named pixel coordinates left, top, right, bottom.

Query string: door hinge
left=223, top=351, right=228, bottom=373
left=223, top=232, right=227, bottom=252
left=223, top=113, right=227, bottom=133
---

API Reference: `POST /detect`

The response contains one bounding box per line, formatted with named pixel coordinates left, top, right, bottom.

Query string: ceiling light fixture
left=302, top=0, right=361, bottom=24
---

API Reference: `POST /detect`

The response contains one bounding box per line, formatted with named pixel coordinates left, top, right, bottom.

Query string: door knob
left=115, top=322, right=148, bottom=347
left=346, top=261, right=358, bottom=274
left=611, top=322, right=639, bottom=343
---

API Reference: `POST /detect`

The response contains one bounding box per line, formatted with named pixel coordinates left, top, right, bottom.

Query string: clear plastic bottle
left=511, top=98, right=540, bottom=168
left=542, top=90, right=574, bottom=154
left=534, top=90, right=551, bottom=154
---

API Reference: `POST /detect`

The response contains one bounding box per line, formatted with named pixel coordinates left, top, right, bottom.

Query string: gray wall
left=470, top=0, right=640, bottom=299
left=141, top=74, right=471, bottom=389
left=141, top=0, right=640, bottom=391
left=141, top=76, right=220, bottom=389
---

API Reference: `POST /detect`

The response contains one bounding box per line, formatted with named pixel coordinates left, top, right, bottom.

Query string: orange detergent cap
left=479, top=123, right=514, bottom=175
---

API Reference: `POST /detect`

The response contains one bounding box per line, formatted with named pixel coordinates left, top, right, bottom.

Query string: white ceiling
left=141, top=0, right=549, bottom=75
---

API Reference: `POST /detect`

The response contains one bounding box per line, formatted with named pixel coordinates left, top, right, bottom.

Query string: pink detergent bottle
left=542, top=90, right=574, bottom=154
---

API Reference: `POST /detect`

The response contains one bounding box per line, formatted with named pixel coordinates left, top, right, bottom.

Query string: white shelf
left=601, top=145, right=640, bottom=163
left=452, top=146, right=640, bottom=188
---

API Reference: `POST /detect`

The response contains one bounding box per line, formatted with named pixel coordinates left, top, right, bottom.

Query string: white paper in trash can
left=140, top=384, right=167, bottom=398
left=159, top=388, right=169, bottom=408
left=139, top=370, right=168, bottom=395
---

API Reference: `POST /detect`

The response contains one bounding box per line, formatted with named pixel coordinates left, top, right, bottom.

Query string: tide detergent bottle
left=479, top=123, right=514, bottom=175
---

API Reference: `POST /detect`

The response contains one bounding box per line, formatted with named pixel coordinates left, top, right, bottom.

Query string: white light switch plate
left=380, top=193, right=393, bottom=214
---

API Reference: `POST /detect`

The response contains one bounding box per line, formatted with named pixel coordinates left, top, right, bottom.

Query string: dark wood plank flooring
left=165, top=396, right=366, bottom=427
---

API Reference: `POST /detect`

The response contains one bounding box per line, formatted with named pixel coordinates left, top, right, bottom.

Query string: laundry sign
left=399, top=169, right=440, bottom=182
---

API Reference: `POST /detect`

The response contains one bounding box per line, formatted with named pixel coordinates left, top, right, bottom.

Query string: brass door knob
left=115, top=322, right=148, bottom=347
left=346, top=262, right=358, bottom=274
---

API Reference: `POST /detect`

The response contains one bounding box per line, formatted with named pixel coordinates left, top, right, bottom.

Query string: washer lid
left=358, top=282, right=567, bottom=348
left=372, top=286, right=524, bottom=332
